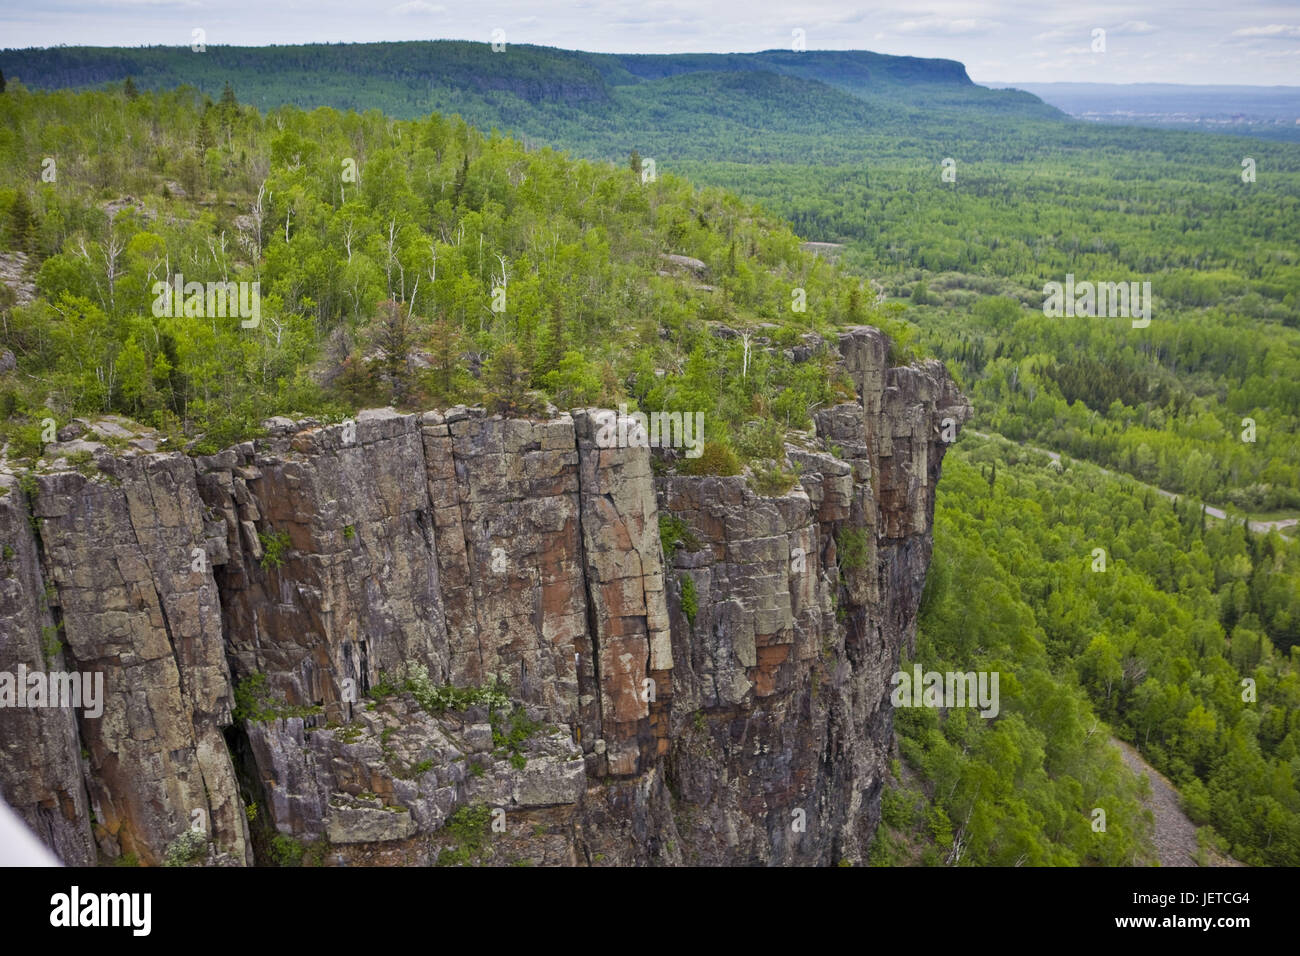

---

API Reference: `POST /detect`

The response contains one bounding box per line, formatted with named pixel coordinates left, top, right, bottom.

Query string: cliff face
left=0, top=328, right=969, bottom=866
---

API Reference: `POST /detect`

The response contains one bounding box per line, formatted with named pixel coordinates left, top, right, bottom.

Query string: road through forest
left=967, top=429, right=1298, bottom=535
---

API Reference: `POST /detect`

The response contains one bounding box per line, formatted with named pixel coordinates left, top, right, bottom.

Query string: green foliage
left=342, top=524, right=355, bottom=541
left=39, top=625, right=62, bottom=665
left=749, top=460, right=800, bottom=497
left=63, top=449, right=97, bottom=476
left=658, top=513, right=699, bottom=560
left=836, top=526, right=868, bottom=572
left=734, top=419, right=786, bottom=461
left=162, top=829, right=208, bottom=867
left=680, top=574, right=699, bottom=625
left=257, top=528, right=291, bottom=570
left=482, top=344, right=541, bottom=416
left=436, top=804, right=493, bottom=866
left=682, top=442, right=741, bottom=477
left=491, top=704, right=544, bottom=768
left=911, top=435, right=1300, bottom=865
left=401, top=662, right=511, bottom=715
left=232, top=672, right=322, bottom=723
left=269, top=834, right=305, bottom=867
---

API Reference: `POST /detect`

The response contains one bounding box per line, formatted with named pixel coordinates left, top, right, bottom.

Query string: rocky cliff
left=0, top=327, right=969, bottom=866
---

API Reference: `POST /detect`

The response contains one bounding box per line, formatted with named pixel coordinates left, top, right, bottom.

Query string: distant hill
left=0, top=41, right=1064, bottom=163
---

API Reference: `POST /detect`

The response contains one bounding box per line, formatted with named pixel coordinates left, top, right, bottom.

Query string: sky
left=1, top=0, right=1298, bottom=86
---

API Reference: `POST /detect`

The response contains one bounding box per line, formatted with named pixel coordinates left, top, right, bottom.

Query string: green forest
left=1, top=43, right=1297, bottom=866
left=879, top=435, right=1300, bottom=866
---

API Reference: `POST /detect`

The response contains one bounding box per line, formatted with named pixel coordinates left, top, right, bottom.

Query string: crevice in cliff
left=442, top=436, right=486, bottom=682
left=129, top=471, right=188, bottom=703
left=572, top=438, right=605, bottom=767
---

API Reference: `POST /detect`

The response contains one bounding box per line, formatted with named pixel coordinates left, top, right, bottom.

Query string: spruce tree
left=7, top=191, right=38, bottom=255
left=483, top=344, right=532, bottom=415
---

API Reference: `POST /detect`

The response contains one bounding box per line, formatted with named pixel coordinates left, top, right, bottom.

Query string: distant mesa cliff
left=0, top=44, right=975, bottom=103
left=0, top=327, right=969, bottom=866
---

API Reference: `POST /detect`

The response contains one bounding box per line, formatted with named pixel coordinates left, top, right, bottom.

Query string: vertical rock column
left=0, top=474, right=96, bottom=865
left=439, top=409, right=588, bottom=731
left=32, top=455, right=248, bottom=865
left=573, top=411, right=672, bottom=777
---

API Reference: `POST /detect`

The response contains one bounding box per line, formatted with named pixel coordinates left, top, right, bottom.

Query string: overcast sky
left=2, top=0, right=1298, bottom=86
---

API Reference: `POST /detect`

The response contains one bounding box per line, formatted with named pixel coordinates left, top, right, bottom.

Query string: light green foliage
left=0, top=84, right=895, bottom=489
left=682, top=442, right=742, bottom=477
left=257, top=529, right=291, bottom=570
left=39, top=625, right=62, bottom=664
left=232, top=672, right=323, bottom=722
left=836, top=527, right=868, bottom=572
left=680, top=574, right=699, bottom=625
left=400, top=662, right=511, bottom=715
left=906, top=435, right=1300, bottom=865
left=162, top=828, right=208, bottom=867
left=436, top=804, right=493, bottom=866
left=749, top=461, right=800, bottom=497
left=658, top=513, right=699, bottom=560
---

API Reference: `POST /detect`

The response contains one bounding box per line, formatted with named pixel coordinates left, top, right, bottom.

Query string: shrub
left=436, top=804, right=493, bottom=866
left=40, top=625, right=62, bottom=665
left=269, top=833, right=305, bottom=867
left=491, top=704, right=544, bottom=767
left=682, top=441, right=741, bottom=477
left=258, top=528, right=291, bottom=569
left=750, top=461, right=799, bottom=497
left=403, top=662, right=511, bottom=715
left=232, top=673, right=322, bottom=722
left=163, top=828, right=208, bottom=867
left=837, top=526, right=869, bottom=572
left=659, top=513, right=699, bottom=560
left=734, top=419, right=786, bottom=461
left=680, top=574, right=699, bottom=625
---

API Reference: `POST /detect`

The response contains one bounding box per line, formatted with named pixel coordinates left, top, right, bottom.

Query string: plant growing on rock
left=162, top=828, right=208, bottom=866
left=659, top=513, right=699, bottom=560
left=680, top=574, right=699, bottom=625
left=258, top=528, right=291, bottom=569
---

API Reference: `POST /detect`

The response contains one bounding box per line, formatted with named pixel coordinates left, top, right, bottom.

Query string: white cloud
left=1114, top=20, right=1157, bottom=35
left=895, top=16, right=994, bottom=36
left=1232, top=24, right=1300, bottom=38
left=389, top=1, right=446, bottom=15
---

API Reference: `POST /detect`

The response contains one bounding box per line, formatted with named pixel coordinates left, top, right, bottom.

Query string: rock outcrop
left=0, top=327, right=970, bottom=866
